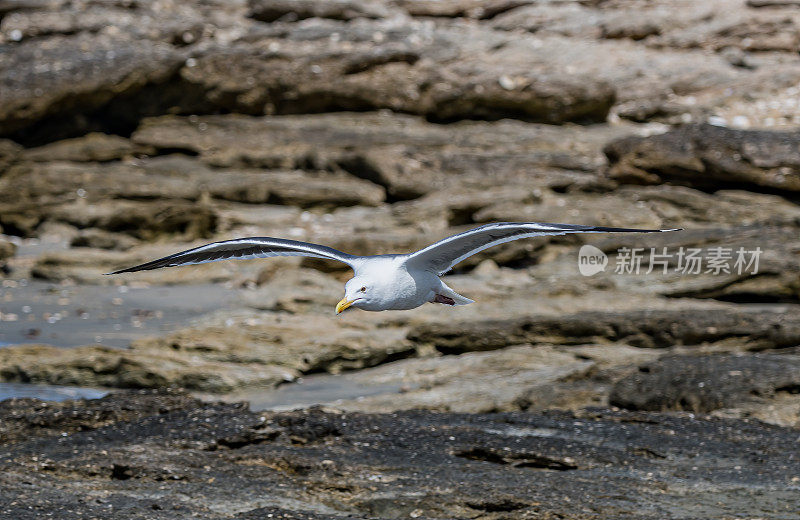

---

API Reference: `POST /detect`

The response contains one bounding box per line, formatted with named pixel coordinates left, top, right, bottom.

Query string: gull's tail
left=438, top=281, right=475, bottom=306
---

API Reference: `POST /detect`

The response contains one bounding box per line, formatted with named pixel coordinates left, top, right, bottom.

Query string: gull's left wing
left=405, top=222, right=680, bottom=275
left=106, top=237, right=358, bottom=274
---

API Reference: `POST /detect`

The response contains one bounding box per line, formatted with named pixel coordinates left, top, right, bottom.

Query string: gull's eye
left=360, top=286, right=367, bottom=292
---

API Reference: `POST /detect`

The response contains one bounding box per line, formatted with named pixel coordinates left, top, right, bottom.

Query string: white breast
left=356, top=257, right=439, bottom=311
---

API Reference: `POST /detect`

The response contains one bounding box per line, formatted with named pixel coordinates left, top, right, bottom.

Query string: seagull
left=108, top=222, right=679, bottom=313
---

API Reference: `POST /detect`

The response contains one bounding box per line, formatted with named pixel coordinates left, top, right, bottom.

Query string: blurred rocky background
left=0, top=0, right=799, bottom=518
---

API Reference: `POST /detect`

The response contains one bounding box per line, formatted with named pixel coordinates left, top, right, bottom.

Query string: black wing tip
left=590, top=226, right=682, bottom=233
left=104, top=261, right=168, bottom=275
left=104, top=267, right=137, bottom=275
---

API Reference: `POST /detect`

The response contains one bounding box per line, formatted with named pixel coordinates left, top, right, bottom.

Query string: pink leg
left=433, top=294, right=456, bottom=305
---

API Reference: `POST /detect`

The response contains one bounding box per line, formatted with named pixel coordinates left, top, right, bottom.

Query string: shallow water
left=0, top=280, right=239, bottom=348
left=0, top=382, right=107, bottom=402
left=0, top=237, right=244, bottom=401
left=207, top=371, right=408, bottom=412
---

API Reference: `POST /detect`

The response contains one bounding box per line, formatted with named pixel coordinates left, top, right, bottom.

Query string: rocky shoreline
left=1, top=390, right=799, bottom=519
left=1, top=0, right=799, bottom=517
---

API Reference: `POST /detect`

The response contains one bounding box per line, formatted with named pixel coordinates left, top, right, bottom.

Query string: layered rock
left=610, top=352, right=800, bottom=417
left=0, top=33, right=184, bottom=141
left=408, top=308, right=800, bottom=353
left=0, top=391, right=799, bottom=519
left=0, top=313, right=412, bottom=392
left=605, top=123, right=800, bottom=191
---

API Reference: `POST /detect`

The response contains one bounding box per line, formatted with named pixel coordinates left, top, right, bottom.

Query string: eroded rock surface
left=1, top=391, right=799, bottom=519
left=605, top=123, right=800, bottom=191
left=610, top=352, right=800, bottom=418
left=0, top=313, right=412, bottom=392
left=408, top=308, right=800, bottom=353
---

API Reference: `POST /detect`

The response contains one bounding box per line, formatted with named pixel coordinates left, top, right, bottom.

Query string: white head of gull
left=108, top=222, right=680, bottom=313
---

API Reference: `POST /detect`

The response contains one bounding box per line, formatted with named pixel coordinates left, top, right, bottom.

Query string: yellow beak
left=336, top=297, right=356, bottom=314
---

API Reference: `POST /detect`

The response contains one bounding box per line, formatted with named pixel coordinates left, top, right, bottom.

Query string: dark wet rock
left=248, top=0, right=391, bottom=22
left=408, top=308, right=800, bottom=353
left=610, top=352, right=800, bottom=414
left=605, top=124, right=800, bottom=192
left=0, top=389, right=197, bottom=445
left=1, top=392, right=799, bottom=519
left=0, top=3, right=207, bottom=45
left=0, top=33, right=184, bottom=142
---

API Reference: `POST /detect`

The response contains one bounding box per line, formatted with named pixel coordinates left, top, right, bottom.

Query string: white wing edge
left=105, top=237, right=358, bottom=274
left=405, top=222, right=681, bottom=275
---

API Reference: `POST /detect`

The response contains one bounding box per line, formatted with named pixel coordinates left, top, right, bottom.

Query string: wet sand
left=0, top=239, right=241, bottom=349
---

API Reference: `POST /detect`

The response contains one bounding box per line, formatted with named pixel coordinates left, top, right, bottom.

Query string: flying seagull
left=108, top=222, right=679, bottom=313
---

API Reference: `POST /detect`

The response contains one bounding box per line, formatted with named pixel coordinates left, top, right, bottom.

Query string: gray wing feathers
left=107, top=237, right=357, bottom=274
left=406, top=222, right=679, bottom=275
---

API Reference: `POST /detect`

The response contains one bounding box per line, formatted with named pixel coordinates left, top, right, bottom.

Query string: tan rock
left=605, top=124, right=800, bottom=193
left=335, top=345, right=593, bottom=413
left=21, top=133, right=136, bottom=163
left=0, top=238, right=15, bottom=261
left=0, top=312, right=412, bottom=392
left=70, top=229, right=140, bottom=251
left=0, top=343, right=295, bottom=393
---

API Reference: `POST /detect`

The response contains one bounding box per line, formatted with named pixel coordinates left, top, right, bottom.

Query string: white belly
left=382, top=269, right=439, bottom=310
left=357, top=261, right=440, bottom=311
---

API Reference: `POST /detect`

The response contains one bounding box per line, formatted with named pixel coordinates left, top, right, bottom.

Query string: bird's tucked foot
left=433, top=294, right=456, bottom=305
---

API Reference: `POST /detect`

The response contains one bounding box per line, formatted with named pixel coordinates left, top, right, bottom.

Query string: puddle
left=1, top=237, right=240, bottom=348
left=208, top=371, right=407, bottom=412
left=0, top=382, right=107, bottom=402
left=0, top=280, right=239, bottom=348
left=482, top=427, right=562, bottom=438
